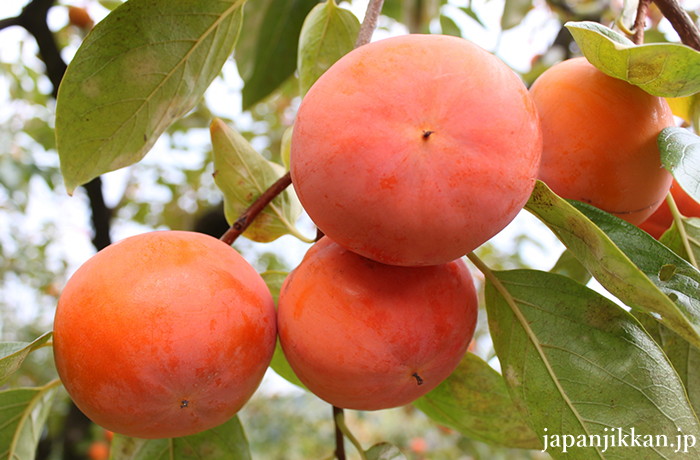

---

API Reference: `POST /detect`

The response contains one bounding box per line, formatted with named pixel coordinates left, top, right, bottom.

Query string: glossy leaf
left=110, top=415, right=251, bottom=460
left=659, top=127, right=700, bottom=203
left=55, top=0, right=244, bottom=194
left=261, top=270, right=307, bottom=390
left=413, top=352, right=541, bottom=449
left=566, top=21, right=700, bottom=97
left=365, top=443, right=407, bottom=460
left=240, top=0, right=319, bottom=109
left=298, top=0, right=360, bottom=97
left=0, top=380, right=60, bottom=460
left=526, top=181, right=700, bottom=350
left=485, top=269, right=700, bottom=459
left=0, top=332, right=52, bottom=387
left=210, top=118, right=310, bottom=243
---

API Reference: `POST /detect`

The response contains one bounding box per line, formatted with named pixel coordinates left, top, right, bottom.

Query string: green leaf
left=0, top=379, right=60, bottom=460
left=458, top=6, right=485, bottom=28
left=234, top=0, right=274, bottom=82
left=261, top=270, right=307, bottom=390
left=526, top=181, right=700, bottom=350
left=549, top=249, right=592, bottom=285
left=439, top=14, right=461, bottom=37
left=210, top=118, right=311, bottom=243
left=365, top=443, right=407, bottom=460
left=501, top=0, right=532, bottom=30
left=240, top=0, right=319, bottom=109
left=566, top=21, right=700, bottom=97
left=485, top=269, right=700, bottom=458
left=413, top=352, right=541, bottom=450
left=659, top=127, right=700, bottom=203
left=55, top=0, right=244, bottom=195
left=659, top=217, right=700, bottom=262
left=298, top=0, right=360, bottom=98
left=110, top=415, right=251, bottom=460
left=0, top=332, right=52, bottom=387
left=658, top=324, right=700, bottom=416
left=280, top=125, right=293, bottom=170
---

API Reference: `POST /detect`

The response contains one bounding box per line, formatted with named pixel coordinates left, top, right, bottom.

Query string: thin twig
left=354, top=0, right=385, bottom=48
left=334, top=408, right=368, bottom=460
left=219, top=171, right=292, bottom=245
left=632, top=0, right=651, bottom=45
left=333, top=406, right=346, bottom=460
left=652, top=0, right=700, bottom=51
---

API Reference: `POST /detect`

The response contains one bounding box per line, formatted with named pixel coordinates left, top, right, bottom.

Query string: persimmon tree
left=4, top=0, right=700, bottom=459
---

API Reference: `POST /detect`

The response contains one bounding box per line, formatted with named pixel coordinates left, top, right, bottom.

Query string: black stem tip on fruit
left=422, top=130, right=434, bottom=139
left=412, top=372, right=424, bottom=385
left=180, top=400, right=189, bottom=409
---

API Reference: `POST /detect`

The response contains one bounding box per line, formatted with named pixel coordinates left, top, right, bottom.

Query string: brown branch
left=652, top=0, right=700, bottom=51
left=333, top=406, right=346, bottom=460
left=355, top=0, right=385, bottom=48
left=633, top=0, right=651, bottom=45
left=219, top=171, right=292, bottom=245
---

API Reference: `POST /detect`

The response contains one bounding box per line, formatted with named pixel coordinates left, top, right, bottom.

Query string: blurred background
left=0, top=0, right=692, bottom=458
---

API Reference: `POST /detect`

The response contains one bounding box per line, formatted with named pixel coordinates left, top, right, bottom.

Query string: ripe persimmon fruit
left=639, top=180, right=700, bottom=239
left=277, top=237, right=478, bottom=410
left=290, top=34, right=542, bottom=267
left=53, top=231, right=276, bottom=439
left=530, top=57, right=674, bottom=225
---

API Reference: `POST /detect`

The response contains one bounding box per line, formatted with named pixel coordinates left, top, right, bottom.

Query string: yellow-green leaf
left=566, top=21, right=700, bottom=98
left=56, top=0, right=244, bottom=194
left=211, top=118, right=311, bottom=243
left=297, top=0, right=360, bottom=97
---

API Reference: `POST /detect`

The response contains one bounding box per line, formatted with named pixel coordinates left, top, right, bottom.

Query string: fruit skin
left=277, top=237, right=478, bottom=410
left=290, top=34, right=542, bottom=267
left=530, top=57, right=674, bottom=225
left=53, top=231, right=276, bottom=439
left=639, top=180, right=700, bottom=239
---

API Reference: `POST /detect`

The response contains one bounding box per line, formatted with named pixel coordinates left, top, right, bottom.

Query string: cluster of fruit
left=52, top=33, right=678, bottom=440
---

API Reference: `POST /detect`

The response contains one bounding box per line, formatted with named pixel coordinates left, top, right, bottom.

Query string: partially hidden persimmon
left=291, top=34, right=542, bottom=267
left=639, top=179, right=700, bottom=239
left=530, top=57, right=674, bottom=225
left=277, top=237, right=478, bottom=410
left=53, top=231, right=276, bottom=439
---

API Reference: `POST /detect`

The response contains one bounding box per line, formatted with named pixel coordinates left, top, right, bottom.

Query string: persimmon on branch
left=220, top=0, right=385, bottom=248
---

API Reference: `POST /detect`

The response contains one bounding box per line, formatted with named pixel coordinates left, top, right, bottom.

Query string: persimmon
left=530, top=57, right=674, bottom=225
left=87, top=441, right=109, bottom=460
left=68, top=6, right=94, bottom=30
left=277, top=237, right=478, bottom=410
left=53, top=231, right=276, bottom=439
left=639, top=180, right=700, bottom=239
left=290, top=34, right=542, bottom=267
